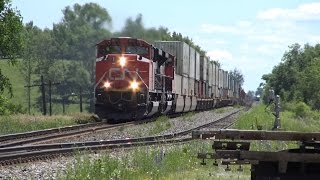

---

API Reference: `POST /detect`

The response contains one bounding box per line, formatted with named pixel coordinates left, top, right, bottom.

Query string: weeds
left=182, top=112, right=195, bottom=121
left=60, top=142, right=217, bottom=180
left=149, top=115, right=171, bottom=135
left=213, top=108, right=226, bottom=114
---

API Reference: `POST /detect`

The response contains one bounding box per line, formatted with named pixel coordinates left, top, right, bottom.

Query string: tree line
left=0, top=2, right=214, bottom=114
left=261, top=43, right=320, bottom=109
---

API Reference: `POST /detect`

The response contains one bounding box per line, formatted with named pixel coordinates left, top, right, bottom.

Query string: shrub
left=0, top=95, right=25, bottom=115
left=294, top=102, right=311, bottom=118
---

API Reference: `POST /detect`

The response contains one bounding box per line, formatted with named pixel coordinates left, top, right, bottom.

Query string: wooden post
left=79, top=87, right=83, bottom=113
left=49, top=80, right=52, bottom=116
left=41, top=75, right=46, bottom=115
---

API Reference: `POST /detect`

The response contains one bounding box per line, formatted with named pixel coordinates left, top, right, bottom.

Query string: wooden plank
left=215, top=150, right=320, bottom=163
left=192, top=129, right=320, bottom=142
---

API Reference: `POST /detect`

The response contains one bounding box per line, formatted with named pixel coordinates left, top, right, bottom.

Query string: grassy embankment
left=0, top=113, right=95, bottom=135
left=59, top=103, right=320, bottom=179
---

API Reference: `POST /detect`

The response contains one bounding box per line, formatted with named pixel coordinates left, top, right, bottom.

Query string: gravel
left=44, top=107, right=241, bottom=144
left=0, top=107, right=242, bottom=179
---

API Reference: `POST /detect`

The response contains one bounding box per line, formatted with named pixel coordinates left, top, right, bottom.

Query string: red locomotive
left=95, top=37, right=243, bottom=121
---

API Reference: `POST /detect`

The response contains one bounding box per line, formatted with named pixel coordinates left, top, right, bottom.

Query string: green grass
left=0, top=60, right=35, bottom=112
left=212, top=108, right=226, bottom=114
left=0, top=60, right=89, bottom=114
left=235, top=104, right=320, bottom=132
left=59, top=142, right=250, bottom=180
left=182, top=112, right=195, bottom=121
left=0, top=113, right=95, bottom=135
left=149, top=115, right=171, bottom=135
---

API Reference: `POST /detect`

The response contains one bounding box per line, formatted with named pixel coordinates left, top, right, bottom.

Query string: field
left=0, top=60, right=89, bottom=115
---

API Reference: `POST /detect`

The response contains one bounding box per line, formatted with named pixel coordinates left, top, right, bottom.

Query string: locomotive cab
left=95, top=38, right=151, bottom=120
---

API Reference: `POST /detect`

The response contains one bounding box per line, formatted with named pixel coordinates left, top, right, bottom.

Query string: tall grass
left=60, top=142, right=249, bottom=180
left=235, top=104, right=320, bottom=132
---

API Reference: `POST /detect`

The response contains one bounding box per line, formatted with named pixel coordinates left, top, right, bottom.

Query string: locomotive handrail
left=133, top=71, right=149, bottom=89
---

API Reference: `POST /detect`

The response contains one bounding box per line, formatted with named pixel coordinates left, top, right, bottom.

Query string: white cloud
left=197, top=3, right=320, bottom=91
left=258, top=3, right=320, bottom=21
left=207, top=49, right=233, bottom=61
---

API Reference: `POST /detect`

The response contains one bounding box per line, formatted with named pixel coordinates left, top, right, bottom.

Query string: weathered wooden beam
left=192, top=129, right=320, bottom=142
left=215, top=150, right=320, bottom=163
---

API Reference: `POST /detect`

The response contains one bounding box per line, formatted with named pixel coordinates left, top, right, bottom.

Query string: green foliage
left=18, top=3, right=113, bottom=113
left=61, top=143, right=204, bottom=180
left=293, top=101, right=311, bottom=118
left=0, top=0, right=24, bottom=97
left=149, top=115, right=171, bottom=135
left=0, top=0, right=24, bottom=60
left=229, top=68, right=244, bottom=86
left=235, top=105, right=274, bottom=130
left=262, top=43, right=320, bottom=109
left=235, top=104, right=320, bottom=132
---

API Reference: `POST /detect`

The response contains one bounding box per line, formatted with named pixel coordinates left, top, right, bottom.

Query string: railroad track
left=0, top=109, right=242, bottom=166
left=0, top=121, right=138, bottom=148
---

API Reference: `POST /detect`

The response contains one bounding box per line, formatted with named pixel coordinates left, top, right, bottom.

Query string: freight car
left=95, top=37, right=243, bottom=121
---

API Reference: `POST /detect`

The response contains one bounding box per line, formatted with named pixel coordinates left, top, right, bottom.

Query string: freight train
left=95, top=37, right=244, bottom=121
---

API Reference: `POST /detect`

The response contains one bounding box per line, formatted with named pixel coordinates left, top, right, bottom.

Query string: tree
left=0, top=0, right=23, bottom=96
left=230, top=68, right=244, bottom=86
left=52, top=3, right=112, bottom=112
left=247, top=90, right=255, bottom=101
left=53, top=3, right=112, bottom=62
left=262, top=43, right=320, bottom=109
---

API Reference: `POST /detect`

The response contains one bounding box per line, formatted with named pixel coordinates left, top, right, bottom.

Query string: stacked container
left=154, top=41, right=191, bottom=95
left=154, top=41, right=190, bottom=77
left=188, top=47, right=196, bottom=96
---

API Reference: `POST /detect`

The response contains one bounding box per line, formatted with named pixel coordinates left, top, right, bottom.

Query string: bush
left=0, top=95, right=25, bottom=115
left=281, top=102, right=296, bottom=112
left=294, top=102, right=311, bottom=118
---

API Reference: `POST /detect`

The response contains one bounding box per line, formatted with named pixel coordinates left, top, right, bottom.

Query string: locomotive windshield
left=105, top=45, right=121, bottom=54
left=125, top=46, right=148, bottom=55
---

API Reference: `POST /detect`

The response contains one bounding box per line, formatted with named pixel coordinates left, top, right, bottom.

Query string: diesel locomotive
left=95, top=37, right=243, bottom=121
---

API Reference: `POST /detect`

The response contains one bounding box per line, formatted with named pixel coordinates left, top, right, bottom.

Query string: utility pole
left=27, top=57, right=31, bottom=115
left=79, top=87, right=83, bottom=113
left=25, top=75, right=60, bottom=116
left=41, top=75, right=46, bottom=115
left=49, top=80, right=52, bottom=116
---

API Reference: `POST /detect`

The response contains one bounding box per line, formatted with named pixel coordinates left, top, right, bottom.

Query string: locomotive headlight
left=104, top=81, right=111, bottom=88
left=119, top=57, right=126, bottom=67
left=130, top=81, right=139, bottom=90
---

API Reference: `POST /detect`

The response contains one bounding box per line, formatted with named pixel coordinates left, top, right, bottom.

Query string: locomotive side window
left=105, top=46, right=121, bottom=54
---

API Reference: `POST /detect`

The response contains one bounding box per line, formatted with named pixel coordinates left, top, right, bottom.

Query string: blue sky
left=12, top=0, right=320, bottom=92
